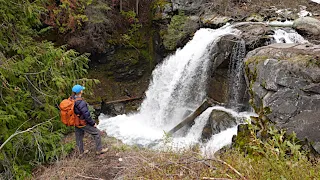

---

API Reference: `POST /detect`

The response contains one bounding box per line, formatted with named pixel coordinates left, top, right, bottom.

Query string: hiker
left=71, top=84, right=108, bottom=155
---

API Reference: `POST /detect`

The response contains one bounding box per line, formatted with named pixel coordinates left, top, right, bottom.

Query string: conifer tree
left=0, top=0, right=96, bottom=178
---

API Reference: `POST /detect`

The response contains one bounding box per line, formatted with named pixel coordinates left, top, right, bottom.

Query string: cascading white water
left=227, top=39, right=246, bottom=110
left=273, top=29, right=308, bottom=43
left=98, top=26, right=243, bottom=149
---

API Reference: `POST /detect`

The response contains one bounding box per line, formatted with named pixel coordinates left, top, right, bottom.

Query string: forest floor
left=32, top=132, right=126, bottom=180
left=32, top=128, right=320, bottom=180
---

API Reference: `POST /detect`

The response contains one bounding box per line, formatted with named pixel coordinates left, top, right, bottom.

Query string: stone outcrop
left=293, top=17, right=320, bottom=44
left=236, top=23, right=274, bottom=51
left=244, top=43, right=320, bottom=152
left=207, top=35, right=240, bottom=104
left=201, top=14, right=233, bottom=29
left=207, top=25, right=274, bottom=108
left=171, top=0, right=206, bottom=14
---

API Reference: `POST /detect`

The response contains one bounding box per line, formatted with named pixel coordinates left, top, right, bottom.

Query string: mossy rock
left=105, top=49, right=148, bottom=81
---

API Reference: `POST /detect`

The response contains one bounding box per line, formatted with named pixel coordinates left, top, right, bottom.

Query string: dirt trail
left=32, top=133, right=128, bottom=180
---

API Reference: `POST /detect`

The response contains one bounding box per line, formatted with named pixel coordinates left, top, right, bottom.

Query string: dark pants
left=75, top=125, right=102, bottom=153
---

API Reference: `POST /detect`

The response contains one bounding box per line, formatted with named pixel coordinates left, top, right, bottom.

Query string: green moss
left=163, top=11, right=189, bottom=50
left=261, top=80, right=266, bottom=88
left=245, top=55, right=269, bottom=65
left=113, top=49, right=141, bottom=65
left=152, top=0, right=170, bottom=10
left=263, top=106, right=272, bottom=115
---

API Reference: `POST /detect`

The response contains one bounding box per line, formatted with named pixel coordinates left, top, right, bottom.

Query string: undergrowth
left=33, top=122, right=320, bottom=179
left=117, top=122, right=320, bottom=180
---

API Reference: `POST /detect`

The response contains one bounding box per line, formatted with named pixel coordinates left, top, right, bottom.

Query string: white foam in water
left=98, top=26, right=248, bottom=153
left=273, top=29, right=308, bottom=44
left=310, top=0, right=320, bottom=4
left=201, top=126, right=238, bottom=157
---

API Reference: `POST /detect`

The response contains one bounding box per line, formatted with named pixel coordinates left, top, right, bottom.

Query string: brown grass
left=32, top=132, right=320, bottom=180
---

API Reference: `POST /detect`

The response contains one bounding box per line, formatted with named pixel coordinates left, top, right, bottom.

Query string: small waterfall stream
left=273, top=29, right=308, bottom=43
left=227, top=39, right=247, bottom=110
left=98, top=24, right=308, bottom=155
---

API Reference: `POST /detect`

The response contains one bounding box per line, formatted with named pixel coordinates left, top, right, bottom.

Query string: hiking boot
left=96, top=148, right=108, bottom=155
left=79, top=150, right=89, bottom=158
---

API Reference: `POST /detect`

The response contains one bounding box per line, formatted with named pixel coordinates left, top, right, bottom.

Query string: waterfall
left=273, top=29, right=308, bottom=43
left=227, top=39, right=247, bottom=110
left=98, top=26, right=242, bottom=147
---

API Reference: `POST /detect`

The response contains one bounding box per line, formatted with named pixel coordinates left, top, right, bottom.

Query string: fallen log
left=90, top=96, right=143, bottom=106
left=103, top=96, right=143, bottom=105
left=168, top=100, right=211, bottom=135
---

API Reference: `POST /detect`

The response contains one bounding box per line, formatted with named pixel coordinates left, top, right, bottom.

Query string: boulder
left=236, top=24, right=274, bottom=51
left=244, top=43, right=320, bottom=153
left=171, top=0, right=206, bottom=14
left=201, top=109, right=239, bottom=142
left=207, top=34, right=250, bottom=110
left=207, top=35, right=240, bottom=104
left=201, top=14, right=233, bottom=28
left=293, top=17, right=320, bottom=44
left=293, top=17, right=320, bottom=36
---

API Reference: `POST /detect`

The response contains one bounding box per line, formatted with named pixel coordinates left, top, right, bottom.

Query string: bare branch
left=76, top=173, right=105, bottom=180
left=0, top=116, right=58, bottom=151
left=202, top=178, right=234, bottom=180
left=208, top=158, right=246, bottom=180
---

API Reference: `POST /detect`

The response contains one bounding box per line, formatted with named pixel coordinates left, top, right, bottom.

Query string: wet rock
left=293, top=17, right=320, bottom=44
left=101, top=102, right=125, bottom=116
left=207, top=35, right=240, bottom=104
left=245, top=44, right=320, bottom=153
left=293, top=17, right=320, bottom=36
left=201, top=109, right=238, bottom=142
left=237, top=24, right=274, bottom=51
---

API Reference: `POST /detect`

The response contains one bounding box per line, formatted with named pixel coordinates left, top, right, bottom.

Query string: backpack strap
left=70, top=96, right=83, bottom=117
left=74, top=97, right=83, bottom=101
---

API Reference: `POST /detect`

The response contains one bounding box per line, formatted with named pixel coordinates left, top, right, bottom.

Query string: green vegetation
left=44, top=0, right=93, bottom=33
left=117, top=121, right=319, bottom=179
left=163, top=12, right=190, bottom=50
left=0, top=0, right=96, bottom=179
left=121, top=10, right=146, bottom=49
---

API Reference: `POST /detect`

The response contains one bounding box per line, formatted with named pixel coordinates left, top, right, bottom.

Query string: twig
left=0, top=116, right=58, bottom=151
left=211, top=158, right=246, bottom=180
left=76, top=173, right=104, bottom=180
left=202, top=178, right=233, bottom=180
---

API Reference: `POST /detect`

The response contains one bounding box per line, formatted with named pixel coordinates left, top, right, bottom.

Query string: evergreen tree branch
left=24, top=74, right=54, bottom=97
left=0, top=116, right=58, bottom=151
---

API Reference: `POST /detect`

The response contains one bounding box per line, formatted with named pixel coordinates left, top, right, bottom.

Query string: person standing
left=71, top=84, right=108, bottom=155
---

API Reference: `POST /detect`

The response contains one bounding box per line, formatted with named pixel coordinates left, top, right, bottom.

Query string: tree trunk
left=136, top=0, right=139, bottom=15
left=120, top=0, right=123, bottom=11
left=168, top=100, right=211, bottom=135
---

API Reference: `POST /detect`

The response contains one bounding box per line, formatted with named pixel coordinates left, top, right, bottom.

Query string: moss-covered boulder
left=107, top=49, right=148, bottom=81
left=244, top=43, right=320, bottom=153
left=162, top=13, right=199, bottom=51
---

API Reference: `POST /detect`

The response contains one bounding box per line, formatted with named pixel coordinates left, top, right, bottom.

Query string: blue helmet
left=72, top=84, right=85, bottom=93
